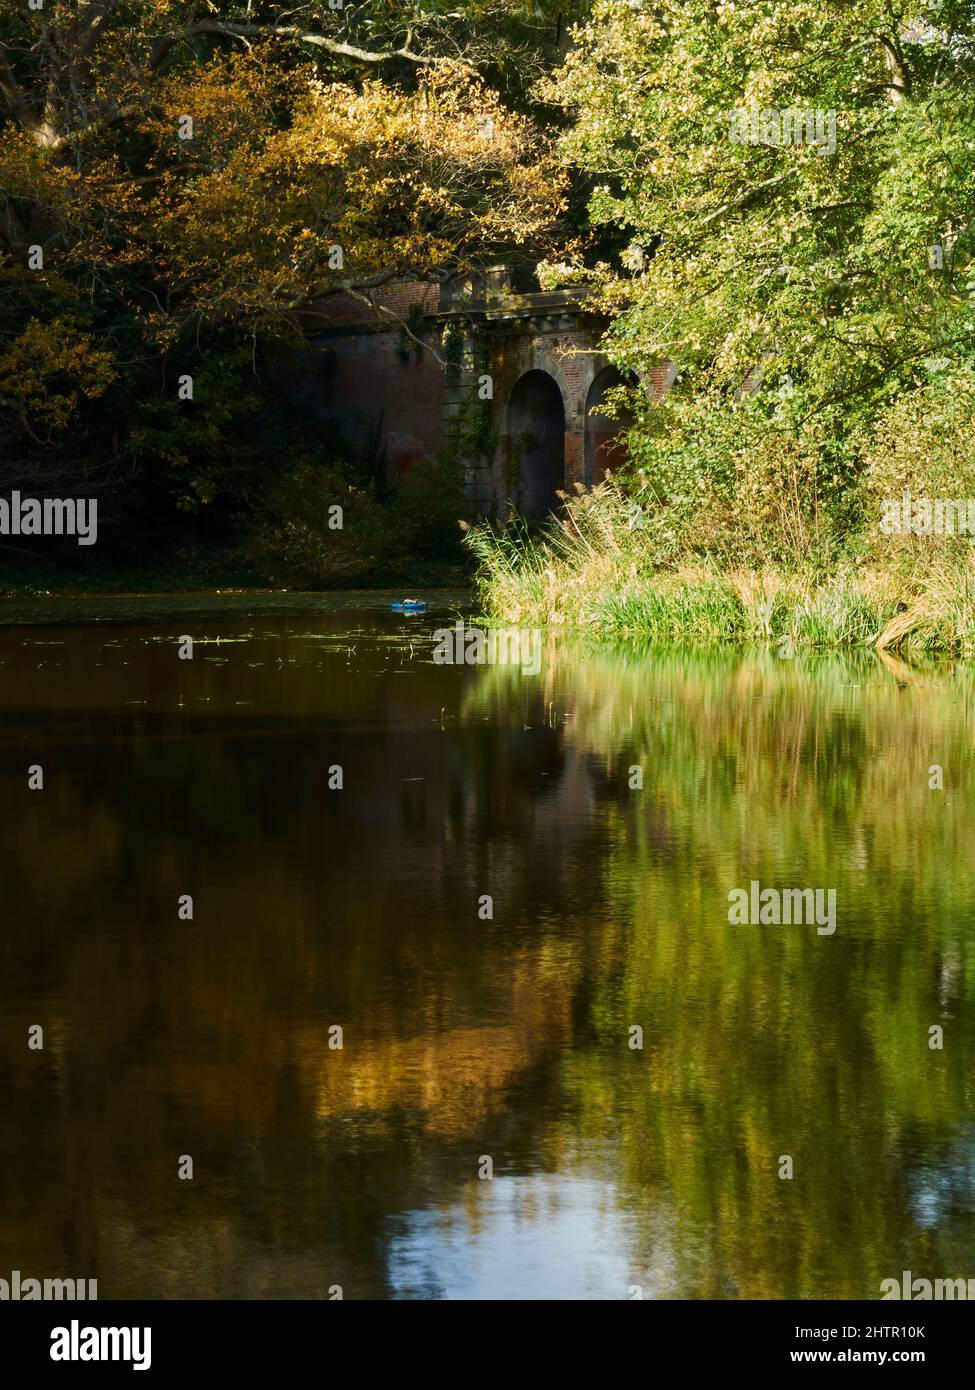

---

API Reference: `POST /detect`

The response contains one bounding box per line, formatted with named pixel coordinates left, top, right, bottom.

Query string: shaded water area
left=1, top=591, right=974, bottom=1299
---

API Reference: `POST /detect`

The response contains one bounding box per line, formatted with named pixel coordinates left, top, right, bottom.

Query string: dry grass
left=466, top=479, right=975, bottom=653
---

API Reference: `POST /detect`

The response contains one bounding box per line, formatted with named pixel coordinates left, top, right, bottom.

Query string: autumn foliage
left=0, top=2, right=568, bottom=523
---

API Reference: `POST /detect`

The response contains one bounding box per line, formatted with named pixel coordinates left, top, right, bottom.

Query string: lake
left=1, top=591, right=973, bottom=1299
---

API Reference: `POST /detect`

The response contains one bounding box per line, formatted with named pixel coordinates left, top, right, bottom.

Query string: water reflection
left=0, top=597, right=973, bottom=1298
left=387, top=1175, right=643, bottom=1300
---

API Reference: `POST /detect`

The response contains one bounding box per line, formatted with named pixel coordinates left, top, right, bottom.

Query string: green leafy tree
left=544, top=0, right=975, bottom=445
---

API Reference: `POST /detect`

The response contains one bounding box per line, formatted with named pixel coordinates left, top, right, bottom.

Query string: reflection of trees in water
left=469, top=646, right=975, bottom=1296
left=4, top=629, right=975, bottom=1297
left=0, top=626, right=614, bottom=1298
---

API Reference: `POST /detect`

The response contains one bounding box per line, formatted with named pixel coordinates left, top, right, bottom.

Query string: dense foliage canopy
left=0, top=2, right=572, bottom=541
left=5, top=2, right=975, bottom=593
left=542, top=2, right=975, bottom=505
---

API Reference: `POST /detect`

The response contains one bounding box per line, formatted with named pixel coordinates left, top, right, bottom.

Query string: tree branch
left=149, top=22, right=444, bottom=71
left=878, top=33, right=910, bottom=104
left=698, top=171, right=793, bottom=229
left=0, top=46, right=40, bottom=132
left=344, top=286, right=448, bottom=367
left=77, top=1, right=121, bottom=61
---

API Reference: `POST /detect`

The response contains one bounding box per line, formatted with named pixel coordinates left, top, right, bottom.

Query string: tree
left=543, top=0, right=975, bottom=436
left=0, top=2, right=570, bottom=500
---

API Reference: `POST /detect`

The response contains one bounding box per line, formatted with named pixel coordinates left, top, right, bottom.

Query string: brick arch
left=293, top=277, right=661, bottom=513
left=584, top=364, right=637, bottom=485
left=524, top=352, right=575, bottom=419
left=490, top=344, right=602, bottom=497
left=504, top=369, right=566, bottom=517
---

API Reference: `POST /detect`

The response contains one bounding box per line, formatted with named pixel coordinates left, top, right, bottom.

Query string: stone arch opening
left=585, top=366, right=636, bottom=486
left=506, top=370, right=566, bottom=516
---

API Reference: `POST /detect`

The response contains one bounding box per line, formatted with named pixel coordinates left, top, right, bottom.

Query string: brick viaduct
left=285, top=268, right=675, bottom=516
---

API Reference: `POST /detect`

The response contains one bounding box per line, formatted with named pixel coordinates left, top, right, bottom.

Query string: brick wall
left=282, top=283, right=677, bottom=509
left=311, top=282, right=442, bottom=331
left=286, top=329, right=445, bottom=475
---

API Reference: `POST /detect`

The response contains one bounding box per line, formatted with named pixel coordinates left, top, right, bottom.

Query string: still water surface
left=1, top=591, right=973, bottom=1299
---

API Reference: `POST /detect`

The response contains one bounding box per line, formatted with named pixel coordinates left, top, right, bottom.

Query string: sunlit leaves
left=0, top=1, right=568, bottom=459
left=546, top=0, right=975, bottom=423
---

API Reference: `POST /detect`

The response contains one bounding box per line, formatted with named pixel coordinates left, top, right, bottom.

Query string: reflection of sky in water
left=907, top=1127, right=975, bottom=1229
left=387, top=1176, right=650, bottom=1300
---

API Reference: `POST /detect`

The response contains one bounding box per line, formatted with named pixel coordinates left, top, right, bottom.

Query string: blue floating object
left=391, top=598, right=427, bottom=612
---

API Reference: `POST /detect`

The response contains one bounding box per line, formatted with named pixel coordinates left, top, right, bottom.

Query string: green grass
left=465, top=480, right=975, bottom=655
